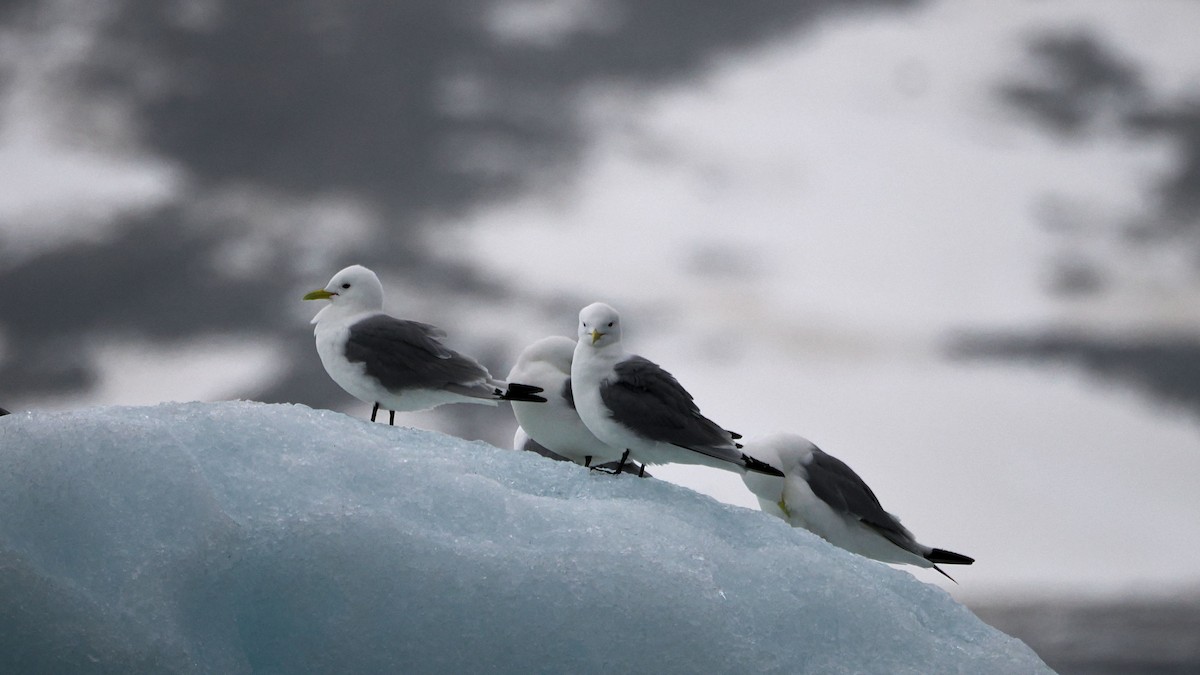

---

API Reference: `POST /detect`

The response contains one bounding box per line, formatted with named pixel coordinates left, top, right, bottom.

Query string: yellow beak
left=590, top=329, right=603, bottom=345
left=303, top=289, right=335, bottom=301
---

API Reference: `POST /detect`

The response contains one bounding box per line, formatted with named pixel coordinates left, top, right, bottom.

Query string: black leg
left=613, top=449, right=630, bottom=475
left=588, top=451, right=635, bottom=475
left=388, top=410, right=395, bottom=426
left=637, top=463, right=646, bottom=478
left=371, top=402, right=379, bottom=422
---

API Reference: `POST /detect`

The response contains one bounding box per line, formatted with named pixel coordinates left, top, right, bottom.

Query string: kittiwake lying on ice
left=570, top=302, right=783, bottom=477
left=303, top=265, right=545, bottom=423
left=740, top=432, right=973, bottom=580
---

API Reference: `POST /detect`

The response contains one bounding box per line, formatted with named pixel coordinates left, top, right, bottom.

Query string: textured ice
left=0, top=402, right=1049, bottom=673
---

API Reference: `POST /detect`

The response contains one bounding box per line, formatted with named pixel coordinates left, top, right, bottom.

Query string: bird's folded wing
left=344, top=315, right=491, bottom=391
left=804, top=449, right=916, bottom=545
left=600, top=356, right=739, bottom=454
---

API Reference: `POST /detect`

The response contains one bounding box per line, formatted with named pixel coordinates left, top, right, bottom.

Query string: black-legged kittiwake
left=507, top=335, right=628, bottom=468
left=570, top=302, right=783, bottom=477
left=508, top=335, right=650, bottom=475
left=740, top=432, right=974, bottom=580
left=303, top=264, right=545, bottom=423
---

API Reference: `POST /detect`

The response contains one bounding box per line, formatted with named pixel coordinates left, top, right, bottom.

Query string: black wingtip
left=927, top=548, right=974, bottom=566
left=0, top=406, right=9, bottom=416
left=742, top=454, right=784, bottom=477
left=500, top=383, right=547, bottom=403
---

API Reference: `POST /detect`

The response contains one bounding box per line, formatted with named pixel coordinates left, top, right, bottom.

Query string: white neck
left=311, top=301, right=375, bottom=328
left=573, top=339, right=626, bottom=380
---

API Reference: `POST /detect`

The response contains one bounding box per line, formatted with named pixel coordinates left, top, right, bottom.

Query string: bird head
left=304, top=264, right=385, bottom=322
left=577, top=302, right=621, bottom=348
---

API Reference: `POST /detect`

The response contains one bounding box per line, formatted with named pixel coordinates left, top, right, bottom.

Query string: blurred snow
left=0, top=402, right=1048, bottom=673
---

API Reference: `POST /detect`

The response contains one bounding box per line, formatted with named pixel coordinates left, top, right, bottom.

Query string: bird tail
left=741, top=453, right=784, bottom=477
left=499, top=383, right=547, bottom=403
left=926, top=548, right=974, bottom=566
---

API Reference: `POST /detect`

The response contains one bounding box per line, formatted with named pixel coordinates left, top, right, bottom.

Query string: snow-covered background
left=3, top=1, right=1200, bottom=671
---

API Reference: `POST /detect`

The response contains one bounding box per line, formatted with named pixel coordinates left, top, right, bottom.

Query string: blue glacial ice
left=0, top=401, right=1049, bottom=673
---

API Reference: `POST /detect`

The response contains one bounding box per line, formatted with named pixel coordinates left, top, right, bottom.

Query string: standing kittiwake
left=740, top=432, right=974, bottom=580
left=303, top=265, right=545, bottom=423
left=570, top=302, right=783, bottom=477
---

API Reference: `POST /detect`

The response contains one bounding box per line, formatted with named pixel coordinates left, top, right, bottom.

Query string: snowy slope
left=0, top=402, right=1048, bottom=673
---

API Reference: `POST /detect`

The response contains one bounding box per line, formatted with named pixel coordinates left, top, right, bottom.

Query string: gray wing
left=600, top=356, right=740, bottom=456
left=561, top=378, right=576, bottom=409
left=805, top=448, right=918, bottom=549
left=344, top=315, right=493, bottom=394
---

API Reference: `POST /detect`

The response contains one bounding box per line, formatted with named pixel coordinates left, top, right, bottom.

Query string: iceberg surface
left=0, top=402, right=1048, bottom=673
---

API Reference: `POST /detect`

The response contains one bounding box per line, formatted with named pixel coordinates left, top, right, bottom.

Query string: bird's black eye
left=582, top=322, right=588, bottom=328
left=341, top=283, right=351, bottom=289
left=607, top=321, right=613, bottom=327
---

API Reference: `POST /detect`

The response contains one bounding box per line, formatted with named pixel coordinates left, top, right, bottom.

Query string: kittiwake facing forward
left=740, top=432, right=974, bottom=580
left=303, top=265, right=545, bottom=423
left=570, top=302, right=783, bottom=477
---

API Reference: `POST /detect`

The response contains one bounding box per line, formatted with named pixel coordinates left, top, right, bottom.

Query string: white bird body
left=512, top=427, right=561, bottom=459
left=312, top=312, right=504, bottom=412
left=570, top=302, right=782, bottom=476
left=305, top=265, right=544, bottom=416
left=507, top=336, right=626, bottom=467
left=741, top=433, right=973, bottom=576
